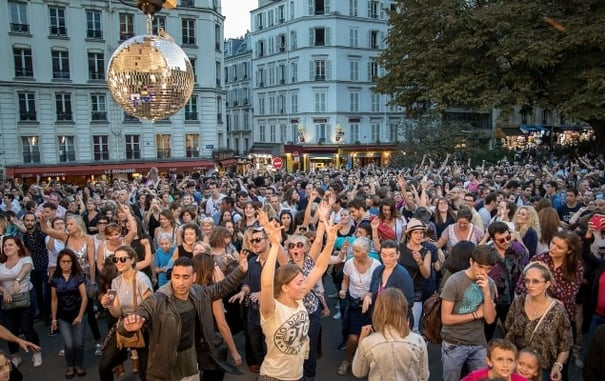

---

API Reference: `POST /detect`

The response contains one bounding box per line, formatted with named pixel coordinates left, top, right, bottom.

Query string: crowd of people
left=0, top=151, right=603, bottom=381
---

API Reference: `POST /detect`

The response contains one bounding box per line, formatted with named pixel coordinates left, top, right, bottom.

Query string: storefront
left=6, top=160, right=216, bottom=185
left=284, top=144, right=396, bottom=171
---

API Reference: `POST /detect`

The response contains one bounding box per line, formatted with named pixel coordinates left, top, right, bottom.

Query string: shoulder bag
left=527, top=299, right=556, bottom=344
left=116, top=273, right=146, bottom=349
left=1, top=291, right=31, bottom=310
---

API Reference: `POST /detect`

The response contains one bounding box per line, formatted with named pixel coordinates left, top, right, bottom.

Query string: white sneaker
left=95, top=343, right=103, bottom=356
left=333, top=311, right=341, bottom=320
left=11, top=356, right=21, bottom=368
left=58, top=349, right=65, bottom=357
left=32, top=352, right=43, bottom=367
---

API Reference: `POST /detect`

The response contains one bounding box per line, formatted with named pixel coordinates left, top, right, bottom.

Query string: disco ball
left=107, top=34, right=194, bottom=122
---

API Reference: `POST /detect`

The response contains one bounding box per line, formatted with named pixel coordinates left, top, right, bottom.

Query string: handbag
left=116, top=273, right=146, bottom=349
left=2, top=291, right=31, bottom=310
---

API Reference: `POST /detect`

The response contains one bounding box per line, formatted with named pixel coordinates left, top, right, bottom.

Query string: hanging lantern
left=107, top=31, right=194, bottom=122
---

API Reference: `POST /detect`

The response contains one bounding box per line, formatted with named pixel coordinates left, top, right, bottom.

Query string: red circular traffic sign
left=272, top=157, right=283, bottom=169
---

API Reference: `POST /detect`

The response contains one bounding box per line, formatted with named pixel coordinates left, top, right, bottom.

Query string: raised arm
left=303, top=205, right=339, bottom=291
left=39, top=214, right=68, bottom=242
left=258, top=209, right=283, bottom=319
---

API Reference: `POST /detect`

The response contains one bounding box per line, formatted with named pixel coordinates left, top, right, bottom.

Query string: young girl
left=258, top=202, right=338, bottom=381
left=516, top=348, right=541, bottom=381
left=462, top=339, right=526, bottom=381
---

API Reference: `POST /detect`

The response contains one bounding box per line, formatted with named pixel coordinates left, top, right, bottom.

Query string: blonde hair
left=371, top=288, right=410, bottom=339
left=514, top=206, right=541, bottom=239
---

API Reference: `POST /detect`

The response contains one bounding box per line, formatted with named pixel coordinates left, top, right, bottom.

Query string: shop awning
left=249, top=143, right=282, bottom=156
left=219, top=158, right=238, bottom=167
left=496, top=127, right=524, bottom=137
left=6, top=160, right=216, bottom=178
left=520, top=125, right=548, bottom=133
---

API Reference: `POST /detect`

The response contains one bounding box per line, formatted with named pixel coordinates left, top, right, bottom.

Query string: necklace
left=526, top=296, right=551, bottom=318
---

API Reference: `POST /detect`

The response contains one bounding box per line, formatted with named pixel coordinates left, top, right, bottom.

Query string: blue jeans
left=58, top=315, right=87, bottom=368
left=441, top=340, right=487, bottom=381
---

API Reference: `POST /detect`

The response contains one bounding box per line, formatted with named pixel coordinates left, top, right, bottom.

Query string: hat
left=405, top=218, right=427, bottom=234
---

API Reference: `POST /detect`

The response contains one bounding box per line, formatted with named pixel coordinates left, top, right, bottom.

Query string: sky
left=222, top=0, right=256, bottom=39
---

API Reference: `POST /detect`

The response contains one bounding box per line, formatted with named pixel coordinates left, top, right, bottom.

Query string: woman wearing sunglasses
left=98, top=246, right=153, bottom=380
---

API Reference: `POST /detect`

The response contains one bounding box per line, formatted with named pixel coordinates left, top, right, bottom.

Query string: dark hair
left=0, top=236, right=30, bottom=263
left=115, top=245, right=137, bottom=268
left=444, top=240, right=475, bottom=273
left=181, top=223, right=202, bottom=241
left=471, top=244, right=499, bottom=266
left=174, top=256, right=193, bottom=268
left=488, top=221, right=510, bottom=237
left=552, top=230, right=582, bottom=282
left=192, top=253, right=214, bottom=286
left=53, top=249, right=85, bottom=278
left=456, top=207, right=473, bottom=222
left=380, top=239, right=399, bottom=252
left=487, top=338, right=518, bottom=359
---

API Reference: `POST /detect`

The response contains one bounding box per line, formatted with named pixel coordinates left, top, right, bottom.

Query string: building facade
left=224, top=0, right=407, bottom=172
left=1, top=0, right=227, bottom=183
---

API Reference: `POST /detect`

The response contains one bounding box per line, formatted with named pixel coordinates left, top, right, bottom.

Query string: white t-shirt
left=343, top=258, right=381, bottom=299
left=0, top=256, right=34, bottom=293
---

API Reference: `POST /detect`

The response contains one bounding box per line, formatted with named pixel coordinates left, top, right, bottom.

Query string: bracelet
left=15, top=277, right=21, bottom=282
left=52, top=319, right=57, bottom=322
left=472, top=312, right=477, bottom=320
left=553, top=362, right=563, bottom=371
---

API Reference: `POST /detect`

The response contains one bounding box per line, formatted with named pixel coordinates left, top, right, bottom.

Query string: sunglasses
left=288, top=242, right=305, bottom=249
left=494, top=235, right=512, bottom=244
left=248, top=237, right=266, bottom=244
left=112, top=256, right=132, bottom=264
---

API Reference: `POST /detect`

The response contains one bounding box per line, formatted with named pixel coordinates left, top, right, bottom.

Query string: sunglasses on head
left=249, top=237, right=265, bottom=244
left=112, top=256, right=131, bottom=263
left=288, top=242, right=305, bottom=249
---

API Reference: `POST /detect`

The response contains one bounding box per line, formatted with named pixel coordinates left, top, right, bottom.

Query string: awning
left=219, top=158, right=238, bottom=167
left=7, top=160, right=216, bottom=178
left=249, top=143, right=282, bottom=156
left=496, top=127, right=524, bottom=137
left=520, top=125, right=548, bottom=133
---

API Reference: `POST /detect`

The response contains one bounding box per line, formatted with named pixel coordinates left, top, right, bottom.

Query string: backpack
left=421, top=292, right=442, bottom=344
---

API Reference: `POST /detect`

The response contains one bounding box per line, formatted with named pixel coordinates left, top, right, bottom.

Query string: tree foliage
left=376, top=0, right=605, bottom=152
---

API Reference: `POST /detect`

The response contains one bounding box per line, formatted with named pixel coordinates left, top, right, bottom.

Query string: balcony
left=10, top=23, right=29, bottom=33
left=15, top=68, right=34, bottom=78
left=91, top=111, right=107, bottom=121
left=56, top=112, right=73, bottom=121
left=185, top=112, right=198, bottom=120
left=120, top=32, right=134, bottom=41
left=53, top=71, right=71, bottom=79
left=49, top=26, right=67, bottom=36
left=87, top=29, right=103, bottom=39
left=89, top=71, right=105, bottom=80
left=314, top=75, right=325, bottom=81
left=19, top=111, right=37, bottom=121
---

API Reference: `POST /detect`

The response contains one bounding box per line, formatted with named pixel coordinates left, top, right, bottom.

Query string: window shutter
left=326, top=60, right=332, bottom=80
left=326, top=28, right=331, bottom=45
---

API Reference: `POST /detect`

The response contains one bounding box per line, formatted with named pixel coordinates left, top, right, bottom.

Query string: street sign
left=271, top=157, right=283, bottom=169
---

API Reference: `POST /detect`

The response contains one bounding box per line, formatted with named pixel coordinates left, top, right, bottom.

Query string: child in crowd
left=153, top=233, right=175, bottom=288
left=516, top=348, right=541, bottom=381
left=462, top=339, right=527, bottom=381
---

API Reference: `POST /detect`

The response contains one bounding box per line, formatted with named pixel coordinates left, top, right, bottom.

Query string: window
left=350, top=61, right=359, bottom=81
left=371, top=93, right=380, bottom=112
left=315, top=123, right=327, bottom=142
left=290, top=62, right=298, bottom=82
left=350, top=123, right=359, bottom=142
left=349, top=28, right=359, bottom=47
left=279, top=95, right=286, bottom=113
left=58, top=136, right=76, bottom=162
left=258, top=97, right=265, bottom=115
left=370, top=122, right=380, bottom=142
left=13, top=47, right=33, bottom=77
left=313, top=60, right=327, bottom=81
left=290, top=30, right=297, bottom=49
left=256, top=13, right=264, bottom=30
left=216, top=60, right=221, bottom=87
left=310, top=0, right=328, bottom=15
left=185, top=95, right=198, bottom=120
left=311, top=27, right=327, bottom=46
left=280, top=124, right=287, bottom=142
left=125, top=135, right=141, bottom=159
left=119, top=13, right=134, bottom=40
left=88, top=52, right=104, bottom=80
left=350, top=92, right=359, bottom=112
left=22, top=136, right=40, bottom=163
left=369, top=61, right=378, bottom=81
left=86, top=10, right=103, bottom=39
left=278, top=34, right=287, bottom=52
left=268, top=10, right=274, bottom=27
left=156, top=134, right=171, bottom=159
left=370, top=30, right=380, bottom=49
left=152, top=16, right=166, bottom=35
left=91, top=94, right=107, bottom=121
left=291, top=94, right=298, bottom=113
left=349, top=0, right=358, bottom=17
left=182, top=19, right=196, bottom=45
left=52, top=50, right=70, bottom=79
left=389, top=122, right=398, bottom=142
left=55, top=93, right=72, bottom=121
left=9, top=1, right=29, bottom=33
left=49, top=7, right=67, bottom=36
left=368, top=1, right=380, bottom=19
left=278, top=5, right=285, bottom=23
left=93, top=136, right=109, bottom=160
left=215, top=24, right=221, bottom=51
left=188, top=57, right=197, bottom=83
left=185, top=134, right=199, bottom=157
left=217, top=96, right=223, bottom=123
left=259, top=125, right=266, bottom=141
left=270, top=125, right=276, bottom=142
left=314, top=91, right=327, bottom=112
left=18, top=93, right=36, bottom=121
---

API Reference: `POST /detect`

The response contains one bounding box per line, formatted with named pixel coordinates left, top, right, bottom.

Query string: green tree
left=376, top=0, right=605, bottom=153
